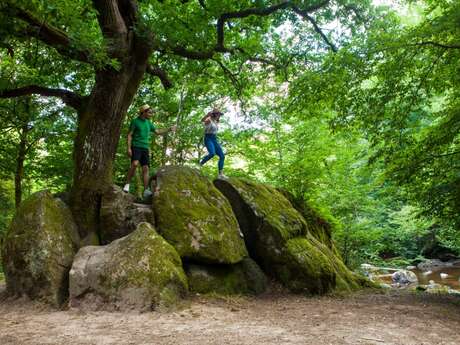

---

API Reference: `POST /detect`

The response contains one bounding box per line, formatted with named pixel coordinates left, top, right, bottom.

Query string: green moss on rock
left=215, top=178, right=364, bottom=294
left=185, top=258, right=267, bottom=295
left=69, top=222, right=188, bottom=311
left=278, top=237, right=336, bottom=293
left=153, top=166, right=247, bottom=264
left=226, top=179, right=308, bottom=241
left=1, top=190, right=79, bottom=306
left=278, top=189, right=336, bottom=248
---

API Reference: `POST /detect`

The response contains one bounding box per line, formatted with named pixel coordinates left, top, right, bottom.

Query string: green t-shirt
left=129, top=116, right=156, bottom=149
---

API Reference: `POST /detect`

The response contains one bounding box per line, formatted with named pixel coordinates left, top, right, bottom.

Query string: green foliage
left=0, top=180, right=14, bottom=274
left=0, top=0, right=458, bottom=273
left=0, top=180, right=14, bottom=232
left=328, top=0, right=460, bottom=229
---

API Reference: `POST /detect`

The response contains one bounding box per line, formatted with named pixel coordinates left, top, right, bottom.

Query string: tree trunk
left=15, top=124, right=28, bottom=209
left=70, top=43, right=152, bottom=244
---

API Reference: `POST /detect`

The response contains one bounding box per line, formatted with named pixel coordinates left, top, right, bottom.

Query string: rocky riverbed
left=362, top=260, right=460, bottom=295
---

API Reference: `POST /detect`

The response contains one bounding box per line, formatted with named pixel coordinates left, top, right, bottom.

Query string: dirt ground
left=1, top=282, right=459, bottom=345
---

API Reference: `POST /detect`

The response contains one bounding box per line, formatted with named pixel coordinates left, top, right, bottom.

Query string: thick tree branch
left=0, top=86, right=84, bottom=110
left=160, top=0, right=333, bottom=60
left=216, top=2, right=292, bottom=51
left=116, top=0, right=138, bottom=29
left=7, top=5, right=92, bottom=63
left=92, top=0, right=127, bottom=35
left=216, top=0, right=330, bottom=48
left=146, top=65, right=173, bottom=89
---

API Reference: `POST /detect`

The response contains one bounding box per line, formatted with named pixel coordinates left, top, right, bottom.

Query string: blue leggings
left=200, top=134, right=225, bottom=171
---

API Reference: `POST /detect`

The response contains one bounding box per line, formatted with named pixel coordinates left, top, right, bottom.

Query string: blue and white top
left=204, top=119, right=219, bottom=135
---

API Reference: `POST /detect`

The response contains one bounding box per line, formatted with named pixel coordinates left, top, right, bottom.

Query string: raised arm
left=155, top=126, right=176, bottom=136
left=201, top=114, right=211, bottom=124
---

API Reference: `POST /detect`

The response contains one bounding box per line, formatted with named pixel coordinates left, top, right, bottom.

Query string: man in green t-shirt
left=123, top=104, right=176, bottom=197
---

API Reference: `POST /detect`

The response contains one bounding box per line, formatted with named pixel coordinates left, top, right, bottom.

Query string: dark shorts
left=131, top=147, right=150, bottom=166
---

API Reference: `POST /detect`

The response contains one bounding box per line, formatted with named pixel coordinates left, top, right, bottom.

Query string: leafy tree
left=0, top=40, right=78, bottom=207
left=327, top=0, right=460, bottom=228
left=0, top=0, right=371, bottom=242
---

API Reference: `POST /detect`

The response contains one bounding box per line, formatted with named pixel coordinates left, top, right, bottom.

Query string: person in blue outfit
left=199, top=108, right=227, bottom=179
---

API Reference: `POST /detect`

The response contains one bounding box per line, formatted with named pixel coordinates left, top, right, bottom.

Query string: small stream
left=412, top=265, right=460, bottom=289
left=369, top=261, right=460, bottom=291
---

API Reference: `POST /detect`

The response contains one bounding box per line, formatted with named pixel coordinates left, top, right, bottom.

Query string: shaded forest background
left=0, top=0, right=459, bottom=277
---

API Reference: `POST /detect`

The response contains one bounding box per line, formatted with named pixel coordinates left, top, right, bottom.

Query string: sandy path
left=1, top=284, right=459, bottom=345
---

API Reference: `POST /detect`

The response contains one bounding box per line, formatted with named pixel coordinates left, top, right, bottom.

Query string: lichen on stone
left=1, top=190, right=79, bottom=306
left=69, top=222, right=188, bottom=311
left=153, top=166, right=247, bottom=264
left=215, top=178, right=365, bottom=294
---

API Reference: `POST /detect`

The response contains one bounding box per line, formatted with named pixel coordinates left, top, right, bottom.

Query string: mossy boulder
left=153, top=166, right=247, bottom=264
left=99, top=185, right=154, bottom=244
left=185, top=258, right=267, bottom=295
left=279, top=189, right=335, bottom=249
left=215, top=178, right=361, bottom=294
left=69, top=222, right=188, bottom=311
left=1, top=191, right=79, bottom=306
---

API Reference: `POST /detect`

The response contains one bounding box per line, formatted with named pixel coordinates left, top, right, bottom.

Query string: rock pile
left=1, top=166, right=367, bottom=310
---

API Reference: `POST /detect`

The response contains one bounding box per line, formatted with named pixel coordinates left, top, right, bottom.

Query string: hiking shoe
left=123, top=184, right=130, bottom=193
left=143, top=189, right=153, bottom=198
left=217, top=173, right=228, bottom=180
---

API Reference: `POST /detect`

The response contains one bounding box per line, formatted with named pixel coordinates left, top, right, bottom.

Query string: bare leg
left=142, top=165, right=149, bottom=190
left=126, top=160, right=139, bottom=184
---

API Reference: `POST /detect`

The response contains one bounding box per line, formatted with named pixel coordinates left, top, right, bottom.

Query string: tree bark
left=70, top=40, right=153, bottom=244
left=15, top=124, right=29, bottom=209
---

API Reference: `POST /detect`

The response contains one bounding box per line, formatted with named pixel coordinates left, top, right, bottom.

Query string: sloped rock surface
left=1, top=191, right=79, bottom=306
left=69, top=222, right=188, bottom=311
left=279, top=189, right=335, bottom=250
left=153, top=166, right=247, bottom=264
left=215, top=178, right=361, bottom=294
left=99, top=185, right=154, bottom=244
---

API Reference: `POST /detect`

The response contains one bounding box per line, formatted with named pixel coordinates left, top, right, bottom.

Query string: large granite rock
left=185, top=258, right=267, bottom=295
left=215, top=178, right=361, bottom=294
left=153, top=166, right=247, bottom=264
left=1, top=191, right=79, bottom=306
left=69, top=222, right=188, bottom=311
left=99, top=185, right=154, bottom=244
